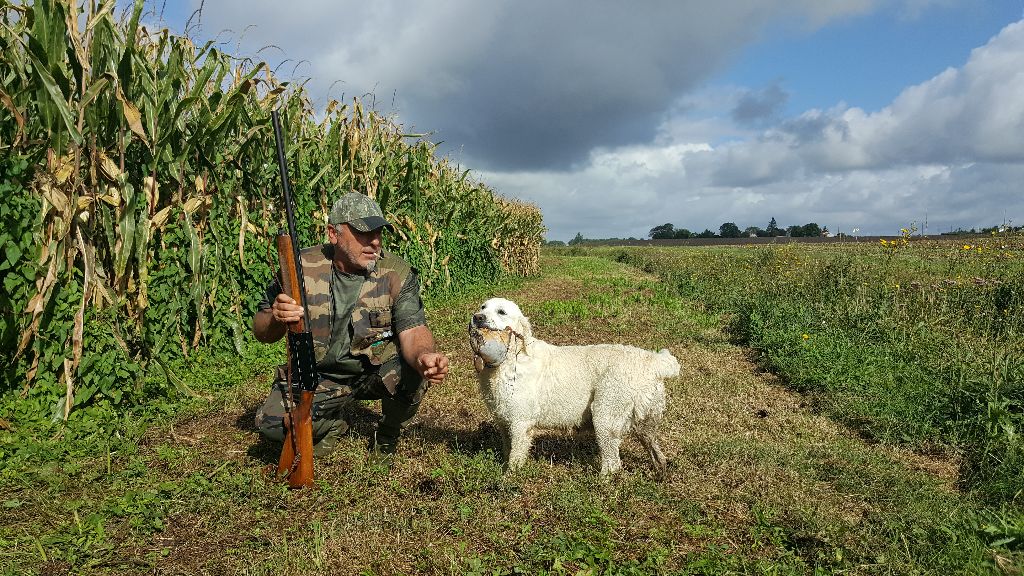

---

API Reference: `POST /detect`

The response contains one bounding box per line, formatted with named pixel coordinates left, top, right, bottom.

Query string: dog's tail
left=653, top=349, right=680, bottom=379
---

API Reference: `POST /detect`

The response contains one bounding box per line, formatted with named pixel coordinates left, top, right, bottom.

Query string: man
left=252, top=192, right=449, bottom=458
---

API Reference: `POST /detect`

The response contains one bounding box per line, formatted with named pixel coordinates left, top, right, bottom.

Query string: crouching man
left=252, top=192, right=449, bottom=459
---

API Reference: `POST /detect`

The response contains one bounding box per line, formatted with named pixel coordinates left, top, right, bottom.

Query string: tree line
left=548, top=218, right=1019, bottom=246
left=648, top=217, right=827, bottom=239
left=545, top=217, right=828, bottom=246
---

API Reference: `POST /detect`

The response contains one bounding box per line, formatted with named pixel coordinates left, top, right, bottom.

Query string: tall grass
left=584, top=235, right=1023, bottom=506
left=0, top=0, right=543, bottom=426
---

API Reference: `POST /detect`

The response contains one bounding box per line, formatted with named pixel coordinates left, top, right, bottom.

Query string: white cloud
left=773, top=20, right=1024, bottom=171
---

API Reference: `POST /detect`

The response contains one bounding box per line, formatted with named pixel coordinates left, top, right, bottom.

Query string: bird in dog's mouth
left=468, top=325, right=513, bottom=372
left=468, top=313, right=518, bottom=372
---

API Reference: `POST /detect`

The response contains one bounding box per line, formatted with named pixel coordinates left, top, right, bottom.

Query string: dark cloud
left=731, top=82, right=789, bottom=126
left=192, top=0, right=877, bottom=171
left=776, top=110, right=845, bottom=143
left=398, top=2, right=756, bottom=171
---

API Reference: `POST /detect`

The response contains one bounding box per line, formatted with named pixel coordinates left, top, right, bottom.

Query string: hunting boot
left=367, top=425, right=399, bottom=470
left=312, top=418, right=349, bottom=457
left=310, top=382, right=355, bottom=457
left=368, top=396, right=419, bottom=466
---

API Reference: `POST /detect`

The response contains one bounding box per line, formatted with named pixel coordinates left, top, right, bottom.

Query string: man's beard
left=336, top=239, right=377, bottom=273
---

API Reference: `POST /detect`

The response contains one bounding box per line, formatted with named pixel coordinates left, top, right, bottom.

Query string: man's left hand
left=416, top=352, right=449, bottom=385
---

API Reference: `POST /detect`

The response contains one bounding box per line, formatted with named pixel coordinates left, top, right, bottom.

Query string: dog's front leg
left=594, top=425, right=624, bottom=476
left=506, top=422, right=534, bottom=471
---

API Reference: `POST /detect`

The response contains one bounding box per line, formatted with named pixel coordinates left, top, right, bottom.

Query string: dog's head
left=468, top=298, right=532, bottom=371
left=471, top=298, right=532, bottom=337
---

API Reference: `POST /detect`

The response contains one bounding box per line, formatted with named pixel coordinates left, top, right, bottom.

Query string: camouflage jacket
left=299, top=245, right=413, bottom=367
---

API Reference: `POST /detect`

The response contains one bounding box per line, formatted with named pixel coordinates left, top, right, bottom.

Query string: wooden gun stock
left=275, top=233, right=315, bottom=489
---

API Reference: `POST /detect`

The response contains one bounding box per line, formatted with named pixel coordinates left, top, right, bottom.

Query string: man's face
left=328, top=223, right=382, bottom=273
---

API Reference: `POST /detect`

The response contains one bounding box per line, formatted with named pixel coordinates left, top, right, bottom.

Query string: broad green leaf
left=5, top=240, right=22, bottom=263
left=114, top=183, right=137, bottom=278
left=80, top=74, right=112, bottom=108
left=25, top=51, right=82, bottom=145
left=185, top=212, right=200, bottom=275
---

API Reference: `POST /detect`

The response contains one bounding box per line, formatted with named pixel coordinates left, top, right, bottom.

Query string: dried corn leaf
left=116, top=86, right=149, bottom=146
left=143, top=176, right=158, bottom=215
left=183, top=196, right=209, bottom=216
left=37, top=181, right=69, bottom=216
left=98, top=152, right=122, bottom=182
left=72, top=228, right=88, bottom=370
left=63, top=358, right=74, bottom=420
left=237, top=195, right=248, bottom=269
left=51, top=152, right=76, bottom=184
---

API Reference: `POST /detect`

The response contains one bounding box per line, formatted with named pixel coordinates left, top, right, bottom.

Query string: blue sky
left=155, top=1, right=1024, bottom=241
left=721, top=2, right=1023, bottom=114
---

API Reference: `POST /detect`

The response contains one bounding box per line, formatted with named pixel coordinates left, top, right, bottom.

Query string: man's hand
left=398, top=325, right=449, bottom=385
left=416, top=352, right=449, bottom=385
left=252, top=293, right=304, bottom=343
left=271, top=293, right=304, bottom=325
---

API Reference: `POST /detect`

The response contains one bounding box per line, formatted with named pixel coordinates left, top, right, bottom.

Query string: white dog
left=469, top=297, right=678, bottom=475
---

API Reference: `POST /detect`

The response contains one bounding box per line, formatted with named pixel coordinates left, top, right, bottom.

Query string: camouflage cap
left=328, top=192, right=393, bottom=232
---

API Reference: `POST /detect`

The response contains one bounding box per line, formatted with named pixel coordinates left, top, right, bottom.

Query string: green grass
left=581, top=238, right=1024, bottom=504
left=1, top=251, right=1020, bottom=574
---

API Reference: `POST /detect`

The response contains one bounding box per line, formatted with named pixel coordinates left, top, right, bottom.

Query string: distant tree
left=765, top=217, right=780, bottom=237
left=546, top=240, right=566, bottom=246
left=743, top=226, right=763, bottom=238
left=786, top=225, right=802, bottom=237
left=719, top=222, right=741, bottom=238
left=673, top=228, right=692, bottom=239
left=800, top=223, right=821, bottom=237
left=820, top=226, right=830, bottom=237
left=697, top=229, right=716, bottom=238
left=568, top=232, right=585, bottom=245
left=649, top=223, right=675, bottom=239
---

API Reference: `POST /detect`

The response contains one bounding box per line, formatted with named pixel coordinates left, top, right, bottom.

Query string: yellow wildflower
left=802, top=334, right=809, bottom=340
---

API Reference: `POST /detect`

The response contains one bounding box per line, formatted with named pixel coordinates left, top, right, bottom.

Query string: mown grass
left=0, top=252, right=1018, bottom=574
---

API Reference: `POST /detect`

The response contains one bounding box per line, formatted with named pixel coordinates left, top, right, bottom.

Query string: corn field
left=0, top=0, right=544, bottom=422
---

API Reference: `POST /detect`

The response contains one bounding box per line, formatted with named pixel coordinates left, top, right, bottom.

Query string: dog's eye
left=498, top=309, right=506, bottom=315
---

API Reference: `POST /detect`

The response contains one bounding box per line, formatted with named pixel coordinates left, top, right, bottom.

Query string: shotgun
left=271, top=109, right=317, bottom=489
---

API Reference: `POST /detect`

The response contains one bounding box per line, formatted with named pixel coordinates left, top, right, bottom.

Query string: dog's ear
left=517, top=314, right=533, bottom=338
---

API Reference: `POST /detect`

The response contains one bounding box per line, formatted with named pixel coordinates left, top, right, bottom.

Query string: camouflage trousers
left=255, top=355, right=427, bottom=453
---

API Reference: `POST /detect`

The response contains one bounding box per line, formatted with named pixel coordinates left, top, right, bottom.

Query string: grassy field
left=580, top=235, right=1023, bottom=502
left=1, top=248, right=1021, bottom=574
